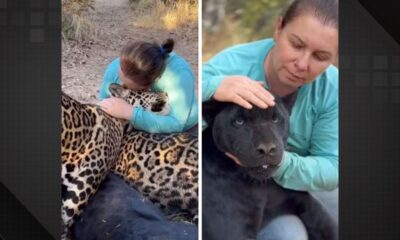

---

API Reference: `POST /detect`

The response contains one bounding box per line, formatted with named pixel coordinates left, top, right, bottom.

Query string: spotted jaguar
left=61, top=84, right=169, bottom=240
left=112, top=129, right=198, bottom=223
left=100, top=84, right=199, bottom=223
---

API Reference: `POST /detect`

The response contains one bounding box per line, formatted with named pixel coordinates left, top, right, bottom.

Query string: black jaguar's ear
left=202, top=99, right=227, bottom=125
left=280, top=91, right=298, bottom=115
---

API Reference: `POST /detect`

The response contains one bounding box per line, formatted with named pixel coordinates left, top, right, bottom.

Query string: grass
left=62, top=0, right=97, bottom=41
left=62, top=14, right=98, bottom=41
left=132, top=0, right=198, bottom=34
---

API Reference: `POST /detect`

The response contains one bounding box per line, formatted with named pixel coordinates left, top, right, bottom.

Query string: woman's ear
left=273, top=16, right=284, bottom=41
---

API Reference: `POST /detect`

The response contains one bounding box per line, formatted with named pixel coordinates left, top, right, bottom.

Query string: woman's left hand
left=99, top=97, right=133, bottom=121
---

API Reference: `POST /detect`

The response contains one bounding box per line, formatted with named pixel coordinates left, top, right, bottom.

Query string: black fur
left=202, top=93, right=338, bottom=240
left=71, top=173, right=197, bottom=240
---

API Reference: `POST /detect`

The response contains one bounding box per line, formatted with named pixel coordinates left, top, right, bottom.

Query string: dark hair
left=120, top=38, right=175, bottom=87
left=282, top=0, right=338, bottom=29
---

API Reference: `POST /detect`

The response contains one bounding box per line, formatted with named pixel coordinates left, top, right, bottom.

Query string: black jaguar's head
left=203, top=93, right=296, bottom=181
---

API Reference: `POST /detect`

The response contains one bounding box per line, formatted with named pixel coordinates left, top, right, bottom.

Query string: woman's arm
left=273, top=102, right=339, bottom=191
left=99, top=59, right=120, bottom=100
left=203, top=59, right=273, bottom=108
left=131, top=68, right=197, bottom=133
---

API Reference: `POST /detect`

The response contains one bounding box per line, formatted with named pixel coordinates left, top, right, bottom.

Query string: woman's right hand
left=213, top=76, right=275, bottom=109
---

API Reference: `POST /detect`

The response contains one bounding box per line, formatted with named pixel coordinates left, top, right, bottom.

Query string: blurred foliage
left=241, top=0, right=291, bottom=40
left=203, top=0, right=338, bottom=67
left=131, top=0, right=198, bottom=37
left=203, top=0, right=291, bottom=62
left=129, top=0, right=197, bottom=7
left=62, top=0, right=94, bottom=16
left=62, top=0, right=96, bottom=41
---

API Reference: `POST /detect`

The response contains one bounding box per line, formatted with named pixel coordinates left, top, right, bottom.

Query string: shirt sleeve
left=272, top=91, right=339, bottom=192
left=202, top=55, right=231, bottom=102
left=202, top=52, right=239, bottom=129
left=130, top=68, right=196, bottom=133
left=99, top=59, right=119, bottom=100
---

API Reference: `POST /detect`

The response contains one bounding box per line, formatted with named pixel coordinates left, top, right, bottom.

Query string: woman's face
left=118, top=68, right=149, bottom=90
left=270, top=14, right=338, bottom=89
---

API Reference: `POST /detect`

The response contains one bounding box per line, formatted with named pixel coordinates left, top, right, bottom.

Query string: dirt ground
left=62, top=0, right=198, bottom=104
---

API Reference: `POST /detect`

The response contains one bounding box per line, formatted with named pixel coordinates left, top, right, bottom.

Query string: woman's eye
left=291, top=41, right=303, bottom=49
left=314, top=53, right=329, bottom=62
left=234, top=119, right=245, bottom=126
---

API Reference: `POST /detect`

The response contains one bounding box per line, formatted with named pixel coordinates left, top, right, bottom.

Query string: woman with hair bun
left=99, top=38, right=198, bottom=134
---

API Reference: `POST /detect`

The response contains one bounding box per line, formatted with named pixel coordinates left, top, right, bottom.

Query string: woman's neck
left=264, top=49, right=298, bottom=97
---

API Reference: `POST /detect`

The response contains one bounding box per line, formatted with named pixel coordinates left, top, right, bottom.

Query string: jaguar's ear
left=202, top=99, right=227, bottom=126
left=280, top=91, right=298, bottom=116
left=108, top=83, right=127, bottom=98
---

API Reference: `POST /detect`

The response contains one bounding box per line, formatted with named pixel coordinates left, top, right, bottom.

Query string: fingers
left=250, top=81, right=275, bottom=107
left=238, top=79, right=275, bottom=109
left=237, top=88, right=268, bottom=109
left=99, top=101, right=109, bottom=112
left=232, top=94, right=252, bottom=109
left=256, top=81, right=265, bottom=87
left=99, top=98, right=115, bottom=112
left=213, top=76, right=276, bottom=109
left=98, top=97, right=133, bottom=120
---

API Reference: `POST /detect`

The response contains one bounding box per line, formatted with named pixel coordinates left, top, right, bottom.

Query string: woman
left=202, top=0, right=338, bottom=239
left=99, top=38, right=198, bottom=134
left=94, top=39, right=199, bottom=237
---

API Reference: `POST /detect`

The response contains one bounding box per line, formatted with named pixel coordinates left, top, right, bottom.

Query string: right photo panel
left=201, top=0, right=339, bottom=239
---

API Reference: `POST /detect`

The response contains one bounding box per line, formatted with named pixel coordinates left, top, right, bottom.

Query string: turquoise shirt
left=99, top=53, right=198, bottom=133
left=202, top=39, right=338, bottom=192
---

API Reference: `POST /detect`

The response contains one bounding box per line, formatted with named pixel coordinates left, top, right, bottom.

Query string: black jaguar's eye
left=271, top=111, right=280, bottom=123
left=234, top=118, right=245, bottom=126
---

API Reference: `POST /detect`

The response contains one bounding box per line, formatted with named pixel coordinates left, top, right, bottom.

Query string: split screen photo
left=61, top=0, right=338, bottom=239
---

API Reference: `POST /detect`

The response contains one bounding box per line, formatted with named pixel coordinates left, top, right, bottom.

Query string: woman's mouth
left=286, top=69, right=304, bottom=82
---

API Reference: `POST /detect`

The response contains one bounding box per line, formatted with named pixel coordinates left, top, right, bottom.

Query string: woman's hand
left=99, top=97, right=134, bottom=121
left=213, top=76, right=275, bottom=109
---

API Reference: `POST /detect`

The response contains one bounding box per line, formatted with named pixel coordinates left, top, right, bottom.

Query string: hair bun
left=161, top=38, right=174, bottom=54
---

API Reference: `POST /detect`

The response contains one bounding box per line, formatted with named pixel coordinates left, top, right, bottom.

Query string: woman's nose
left=295, top=53, right=309, bottom=71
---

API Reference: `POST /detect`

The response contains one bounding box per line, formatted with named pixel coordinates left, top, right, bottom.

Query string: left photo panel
left=61, top=0, right=199, bottom=239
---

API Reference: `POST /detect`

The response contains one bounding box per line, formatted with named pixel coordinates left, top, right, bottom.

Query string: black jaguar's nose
left=256, top=143, right=277, bottom=157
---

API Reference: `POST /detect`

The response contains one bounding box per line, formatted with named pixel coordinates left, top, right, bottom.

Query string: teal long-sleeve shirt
left=99, top=53, right=198, bottom=133
left=202, top=39, right=338, bottom=192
